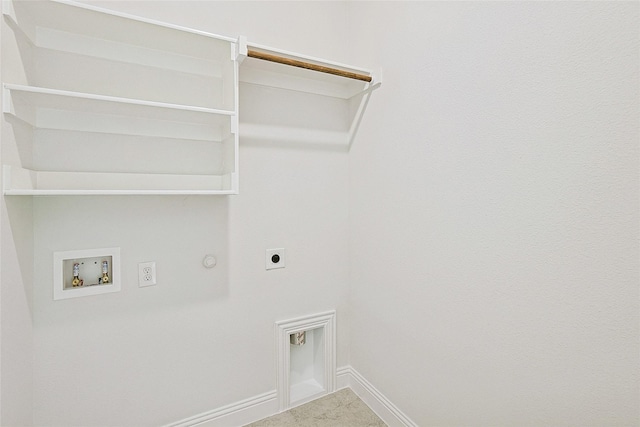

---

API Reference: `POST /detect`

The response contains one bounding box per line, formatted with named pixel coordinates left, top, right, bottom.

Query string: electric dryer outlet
left=266, top=248, right=286, bottom=270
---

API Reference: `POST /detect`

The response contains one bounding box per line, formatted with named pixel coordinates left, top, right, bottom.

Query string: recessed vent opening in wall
left=290, top=327, right=325, bottom=404
left=276, top=311, right=336, bottom=411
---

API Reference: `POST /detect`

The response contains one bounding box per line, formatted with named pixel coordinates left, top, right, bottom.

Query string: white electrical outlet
left=138, top=261, right=156, bottom=287
left=266, top=248, right=286, bottom=270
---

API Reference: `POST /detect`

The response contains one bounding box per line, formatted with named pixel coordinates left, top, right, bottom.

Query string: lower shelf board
left=240, top=123, right=349, bottom=146
left=4, top=189, right=238, bottom=195
left=2, top=165, right=238, bottom=195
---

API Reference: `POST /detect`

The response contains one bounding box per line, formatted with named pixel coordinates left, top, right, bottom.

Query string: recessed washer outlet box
left=53, top=247, right=121, bottom=300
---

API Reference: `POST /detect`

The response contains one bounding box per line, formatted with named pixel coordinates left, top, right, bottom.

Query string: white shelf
left=237, top=39, right=380, bottom=148
left=3, top=0, right=237, bottom=110
left=4, top=84, right=235, bottom=141
left=239, top=123, right=350, bottom=147
left=2, top=0, right=235, bottom=64
left=2, top=0, right=379, bottom=195
left=239, top=40, right=377, bottom=99
left=2, top=0, right=239, bottom=195
left=3, top=166, right=236, bottom=196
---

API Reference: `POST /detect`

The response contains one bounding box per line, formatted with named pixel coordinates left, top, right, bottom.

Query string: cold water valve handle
left=101, top=260, right=109, bottom=284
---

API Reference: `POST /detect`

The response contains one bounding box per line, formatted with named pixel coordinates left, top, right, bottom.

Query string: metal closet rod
left=247, top=49, right=372, bottom=83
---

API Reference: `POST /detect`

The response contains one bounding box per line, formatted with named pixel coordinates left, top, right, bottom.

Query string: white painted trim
left=164, top=366, right=416, bottom=427
left=348, top=82, right=382, bottom=149
left=336, top=366, right=351, bottom=390
left=337, top=366, right=418, bottom=427
left=275, top=310, right=336, bottom=411
left=8, top=0, right=236, bottom=43
left=163, top=390, right=278, bottom=427
left=4, top=84, right=234, bottom=116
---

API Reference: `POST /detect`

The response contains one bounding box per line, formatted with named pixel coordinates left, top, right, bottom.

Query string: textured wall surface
left=348, top=2, right=639, bottom=426
left=29, top=2, right=352, bottom=426
left=2, top=1, right=638, bottom=426
left=1, top=14, right=35, bottom=426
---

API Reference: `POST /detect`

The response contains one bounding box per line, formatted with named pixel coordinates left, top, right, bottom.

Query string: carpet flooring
left=244, top=388, right=386, bottom=427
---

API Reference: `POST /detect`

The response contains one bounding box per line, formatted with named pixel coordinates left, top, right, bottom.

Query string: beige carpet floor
left=244, top=388, right=386, bottom=427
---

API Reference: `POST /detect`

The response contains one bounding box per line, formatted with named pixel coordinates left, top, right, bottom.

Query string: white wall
left=0, top=200, right=34, bottom=427
left=28, top=2, right=352, bottom=426
left=348, top=2, right=639, bottom=426
left=3, top=1, right=638, bottom=426
left=1, top=11, right=35, bottom=426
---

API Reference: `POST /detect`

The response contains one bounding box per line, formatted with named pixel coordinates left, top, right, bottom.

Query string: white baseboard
left=166, top=366, right=416, bottom=427
left=163, top=390, right=278, bottom=427
left=338, top=366, right=418, bottom=427
left=337, top=365, right=352, bottom=390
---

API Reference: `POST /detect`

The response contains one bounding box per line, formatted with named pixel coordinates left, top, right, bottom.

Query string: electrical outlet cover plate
left=138, top=261, right=157, bottom=287
left=266, top=248, right=286, bottom=270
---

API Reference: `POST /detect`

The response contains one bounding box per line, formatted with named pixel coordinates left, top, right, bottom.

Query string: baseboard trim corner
left=337, top=365, right=418, bottom=427
left=336, top=365, right=352, bottom=390
left=166, top=367, right=415, bottom=427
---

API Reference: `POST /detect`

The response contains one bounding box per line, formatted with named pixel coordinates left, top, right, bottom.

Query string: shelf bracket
left=236, top=35, right=248, bottom=63
left=1, top=0, right=16, bottom=23
left=2, top=84, right=11, bottom=115
left=348, top=80, right=381, bottom=149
